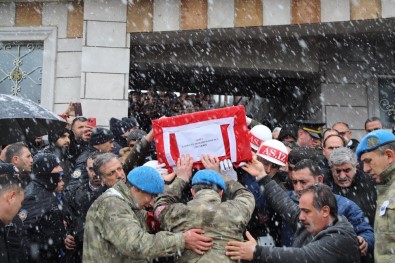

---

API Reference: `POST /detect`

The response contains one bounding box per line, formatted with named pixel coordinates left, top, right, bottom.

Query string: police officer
left=21, top=153, right=66, bottom=262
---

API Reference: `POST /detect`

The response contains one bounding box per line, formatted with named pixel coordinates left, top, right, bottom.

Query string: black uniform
left=1, top=220, right=10, bottom=263
left=4, top=216, right=29, bottom=263
left=40, top=145, right=74, bottom=186
left=63, top=183, right=106, bottom=263
left=22, top=180, right=66, bottom=263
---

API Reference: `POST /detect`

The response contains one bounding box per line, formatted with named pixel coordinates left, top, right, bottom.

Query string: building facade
left=0, top=0, right=394, bottom=138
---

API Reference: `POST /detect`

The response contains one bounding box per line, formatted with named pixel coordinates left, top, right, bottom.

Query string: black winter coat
left=4, top=216, right=29, bottom=263
left=1, top=221, right=10, bottom=263
left=332, top=169, right=377, bottom=227
left=22, top=181, right=66, bottom=263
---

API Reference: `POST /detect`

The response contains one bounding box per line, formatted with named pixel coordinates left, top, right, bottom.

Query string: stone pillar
left=81, top=0, right=130, bottom=127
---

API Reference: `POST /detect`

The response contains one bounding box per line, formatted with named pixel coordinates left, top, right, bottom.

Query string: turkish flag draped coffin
left=153, top=105, right=252, bottom=169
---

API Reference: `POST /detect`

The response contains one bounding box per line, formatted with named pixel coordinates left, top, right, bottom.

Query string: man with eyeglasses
left=364, top=117, right=383, bottom=133
left=328, top=147, right=377, bottom=228
left=21, top=153, right=66, bottom=262
left=332, top=121, right=360, bottom=151
left=247, top=158, right=374, bottom=261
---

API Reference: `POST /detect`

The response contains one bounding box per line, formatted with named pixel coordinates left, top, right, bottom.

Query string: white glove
left=220, top=159, right=238, bottom=182
left=155, top=162, right=169, bottom=177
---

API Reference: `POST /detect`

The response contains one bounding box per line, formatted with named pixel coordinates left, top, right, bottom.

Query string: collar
left=379, top=161, right=395, bottom=185
left=193, top=189, right=222, bottom=203
left=88, top=181, right=101, bottom=191
left=112, top=180, right=140, bottom=210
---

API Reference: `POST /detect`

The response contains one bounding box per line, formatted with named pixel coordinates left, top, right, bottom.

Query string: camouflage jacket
left=375, top=161, right=395, bottom=263
left=83, top=180, right=185, bottom=263
left=155, top=178, right=255, bottom=263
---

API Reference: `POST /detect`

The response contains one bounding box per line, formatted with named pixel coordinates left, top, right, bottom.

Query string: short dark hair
left=5, top=142, right=28, bottom=163
left=300, top=183, right=338, bottom=218
left=0, top=172, right=22, bottom=195
left=364, top=117, right=382, bottom=130
left=288, top=147, right=321, bottom=165
left=71, top=116, right=88, bottom=128
left=375, top=142, right=395, bottom=156
left=192, top=183, right=221, bottom=194
left=294, top=159, right=322, bottom=178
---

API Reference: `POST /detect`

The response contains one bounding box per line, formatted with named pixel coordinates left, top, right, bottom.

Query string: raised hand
left=220, top=159, right=238, bottom=181
left=200, top=154, right=220, bottom=173
left=175, top=154, right=194, bottom=182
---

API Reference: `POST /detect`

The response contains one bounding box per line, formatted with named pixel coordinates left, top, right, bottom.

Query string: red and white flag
left=153, top=106, right=252, bottom=169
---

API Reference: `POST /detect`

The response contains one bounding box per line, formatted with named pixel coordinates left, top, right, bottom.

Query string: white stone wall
left=81, top=0, right=129, bottom=127
left=263, top=0, right=291, bottom=26
left=0, top=2, right=15, bottom=26
left=208, top=0, right=234, bottom=28
left=321, top=0, right=350, bottom=22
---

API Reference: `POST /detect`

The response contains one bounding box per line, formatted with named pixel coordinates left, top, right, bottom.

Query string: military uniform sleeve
left=98, top=196, right=185, bottom=259
left=122, top=137, right=151, bottom=174
left=224, top=180, right=255, bottom=223
left=155, top=177, right=189, bottom=209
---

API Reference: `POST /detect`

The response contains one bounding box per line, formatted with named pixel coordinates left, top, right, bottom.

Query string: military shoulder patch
left=18, top=209, right=28, bottom=222
left=72, top=170, right=81, bottom=179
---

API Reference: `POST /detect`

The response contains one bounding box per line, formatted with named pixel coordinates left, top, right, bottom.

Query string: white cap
left=248, top=125, right=272, bottom=151
left=256, top=139, right=288, bottom=166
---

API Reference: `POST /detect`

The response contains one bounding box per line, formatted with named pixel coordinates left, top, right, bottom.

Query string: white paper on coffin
left=162, top=117, right=236, bottom=167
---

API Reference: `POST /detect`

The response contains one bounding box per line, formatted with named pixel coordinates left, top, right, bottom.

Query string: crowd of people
left=0, top=98, right=394, bottom=263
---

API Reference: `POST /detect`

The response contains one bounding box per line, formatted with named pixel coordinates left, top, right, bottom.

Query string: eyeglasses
left=366, top=128, right=380, bottom=133
left=334, top=168, right=353, bottom=174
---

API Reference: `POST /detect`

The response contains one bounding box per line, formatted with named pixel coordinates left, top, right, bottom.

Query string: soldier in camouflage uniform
left=357, top=129, right=395, bottom=263
left=83, top=165, right=213, bottom=263
left=154, top=155, right=255, bottom=262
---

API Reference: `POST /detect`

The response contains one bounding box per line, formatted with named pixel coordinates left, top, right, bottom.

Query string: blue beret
left=127, top=166, right=164, bottom=195
left=192, top=169, right=226, bottom=191
left=356, top=129, right=395, bottom=159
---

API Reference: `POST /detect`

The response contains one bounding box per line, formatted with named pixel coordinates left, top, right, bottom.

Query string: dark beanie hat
left=110, top=118, right=133, bottom=137
left=126, top=129, right=147, bottom=145
left=48, top=128, right=70, bottom=144
left=89, top=128, right=114, bottom=145
left=33, top=153, right=61, bottom=175
left=122, top=117, right=140, bottom=128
